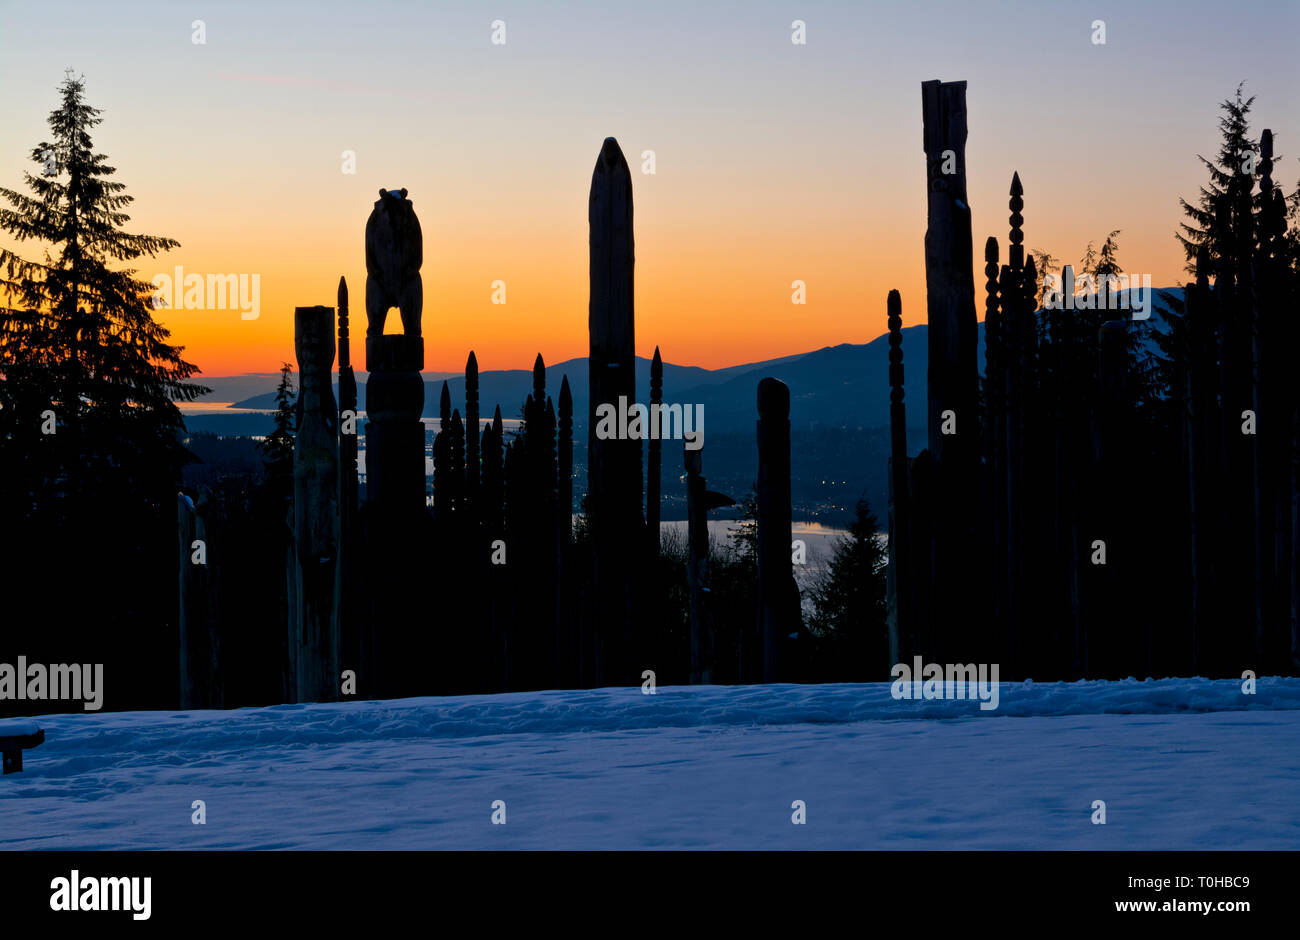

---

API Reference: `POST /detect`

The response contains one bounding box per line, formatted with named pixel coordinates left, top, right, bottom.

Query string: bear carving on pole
left=365, top=188, right=423, bottom=338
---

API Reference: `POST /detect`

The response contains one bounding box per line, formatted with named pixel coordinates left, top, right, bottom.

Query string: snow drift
left=2, top=677, right=1297, bottom=850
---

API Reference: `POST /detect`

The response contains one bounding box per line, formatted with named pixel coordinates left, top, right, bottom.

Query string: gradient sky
left=1, top=0, right=1296, bottom=376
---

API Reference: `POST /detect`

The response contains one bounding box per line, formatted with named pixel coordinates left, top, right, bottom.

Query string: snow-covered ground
left=2, top=678, right=1297, bottom=850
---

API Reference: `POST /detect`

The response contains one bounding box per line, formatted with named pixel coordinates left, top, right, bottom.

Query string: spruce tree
left=1177, top=82, right=1257, bottom=272
left=0, top=72, right=209, bottom=711
left=1073, top=230, right=1123, bottom=292
left=0, top=71, right=207, bottom=519
left=808, top=498, right=887, bottom=675
left=259, top=362, right=296, bottom=478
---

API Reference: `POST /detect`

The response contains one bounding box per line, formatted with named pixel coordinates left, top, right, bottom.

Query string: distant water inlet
left=659, top=519, right=851, bottom=613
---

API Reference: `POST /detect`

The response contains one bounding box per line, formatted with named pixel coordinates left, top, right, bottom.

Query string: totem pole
left=755, top=377, right=799, bottom=682
left=291, top=304, right=340, bottom=703
left=362, top=188, right=427, bottom=697
left=921, top=79, right=980, bottom=664
left=587, top=137, right=643, bottom=684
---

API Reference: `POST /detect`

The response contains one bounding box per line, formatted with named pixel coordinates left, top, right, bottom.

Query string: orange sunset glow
left=2, top=1, right=1296, bottom=376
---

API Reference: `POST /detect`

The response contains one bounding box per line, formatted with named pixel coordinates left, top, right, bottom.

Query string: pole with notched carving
left=292, top=305, right=340, bottom=703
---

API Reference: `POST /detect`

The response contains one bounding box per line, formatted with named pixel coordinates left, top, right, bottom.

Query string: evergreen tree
left=1176, top=82, right=1257, bottom=272
left=0, top=72, right=206, bottom=710
left=259, top=362, right=296, bottom=478
left=0, top=71, right=207, bottom=519
left=807, top=498, right=887, bottom=674
left=1094, top=230, right=1123, bottom=280
left=1077, top=230, right=1122, bottom=287
left=1029, top=247, right=1058, bottom=308
left=1285, top=174, right=1300, bottom=273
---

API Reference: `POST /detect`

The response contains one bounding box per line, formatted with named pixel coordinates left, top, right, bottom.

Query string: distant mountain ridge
left=182, top=289, right=1184, bottom=524
left=205, top=287, right=1182, bottom=435
left=218, top=336, right=926, bottom=434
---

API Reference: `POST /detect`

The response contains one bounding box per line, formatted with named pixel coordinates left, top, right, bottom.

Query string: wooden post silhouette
left=982, top=237, right=1010, bottom=666
left=482, top=405, right=506, bottom=689
left=177, top=491, right=221, bottom=707
left=556, top=376, right=575, bottom=686
left=756, top=377, right=797, bottom=682
left=291, top=305, right=340, bottom=703
left=647, top=346, right=663, bottom=558
left=1092, top=292, right=1133, bottom=676
left=557, top=377, right=573, bottom=548
left=465, top=351, right=480, bottom=518
left=587, top=136, right=642, bottom=684
left=336, top=276, right=362, bottom=695
left=685, top=445, right=715, bottom=684
left=885, top=290, right=912, bottom=666
left=921, top=79, right=979, bottom=663
left=362, top=189, right=426, bottom=698
left=363, top=190, right=425, bottom=514
left=434, top=381, right=451, bottom=519
left=1256, top=130, right=1297, bottom=670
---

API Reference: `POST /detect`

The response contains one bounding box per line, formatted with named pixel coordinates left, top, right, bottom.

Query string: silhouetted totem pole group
left=888, top=80, right=1299, bottom=681
left=179, top=138, right=802, bottom=704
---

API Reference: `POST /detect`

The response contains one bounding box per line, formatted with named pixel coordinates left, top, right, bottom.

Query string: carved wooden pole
left=292, top=305, right=340, bottom=703
left=364, top=192, right=425, bottom=514
left=1186, top=247, right=1210, bottom=672
left=1231, top=165, right=1260, bottom=671
left=984, top=237, right=1002, bottom=487
left=449, top=407, right=466, bottom=522
left=539, top=393, right=558, bottom=690
left=336, top=276, right=362, bottom=693
left=1093, top=298, right=1132, bottom=677
left=362, top=189, right=426, bottom=698
left=532, top=354, right=547, bottom=422
left=921, top=79, right=979, bottom=664
left=482, top=405, right=506, bottom=689
left=465, top=351, right=480, bottom=519
left=177, top=492, right=202, bottom=708
left=982, top=237, right=1008, bottom=665
left=1257, top=132, right=1299, bottom=669
left=1022, top=251, right=1052, bottom=672
left=1005, top=178, right=1034, bottom=676
left=756, top=377, right=797, bottom=683
left=998, top=258, right=1020, bottom=674
left=556, top=376, right=575, bottom=686
left=647, top=346, right=663, bottom=558
left=922, top=81, right=979, bottom=467
left=885, top=290, right=912, bottom=667
left=1211, top=197, right=1244, bottom=670
left=434, top=381, right=451, bottom=520
left=502, top=434, right=524, bottom=689
left=1255, top=132, right=1281, bottom=669
left=483, top=406, right=505, bottom=534
left=588, top=137, right=642, bottom=684
left=685, top=444, right=714, bottom=684
left=558, top=377, right=573, bottom=547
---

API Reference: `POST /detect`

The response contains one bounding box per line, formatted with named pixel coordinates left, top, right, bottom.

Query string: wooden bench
left=0, top=722, right=44, bottom=774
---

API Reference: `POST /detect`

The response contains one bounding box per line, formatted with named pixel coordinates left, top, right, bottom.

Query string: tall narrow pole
left=886, top=290, right=911, bottom=667
left=337, top=277, right=361, bottom=694
left=756, top=377, right=796, bottom=683
left=292, top=304, right=340, bottom=703
left=921, top=79, right=979, bottom=663
left=588, top=137, right=641, bottom=684
left=647, top=346, right=663, bottom=558
left=685, top=444, right=714, bottom=684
